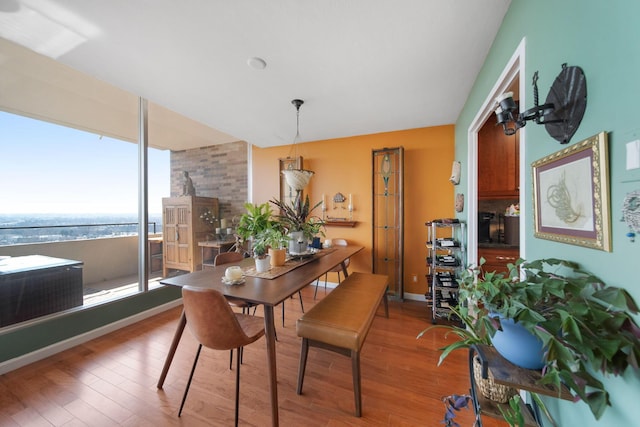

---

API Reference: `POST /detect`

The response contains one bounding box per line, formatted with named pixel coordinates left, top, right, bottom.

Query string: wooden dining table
left=156, top=245, right=363, bottom=427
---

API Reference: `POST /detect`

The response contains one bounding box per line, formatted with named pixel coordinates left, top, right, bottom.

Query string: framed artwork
left=279, top=156, right=302, bottom=206
left=532, top=131, right=611, bottom=251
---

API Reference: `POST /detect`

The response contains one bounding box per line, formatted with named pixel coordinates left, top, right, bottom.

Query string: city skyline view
left=0, top=111, right=170, bottom=215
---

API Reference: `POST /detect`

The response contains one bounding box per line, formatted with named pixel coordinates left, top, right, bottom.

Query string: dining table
left=156, top=244, right=363, bottom=427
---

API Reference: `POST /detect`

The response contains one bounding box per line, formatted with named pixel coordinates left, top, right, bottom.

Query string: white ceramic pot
left=254, top=256, right=271, bottom=273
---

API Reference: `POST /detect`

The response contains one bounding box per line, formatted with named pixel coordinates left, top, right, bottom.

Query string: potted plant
left=443, top=257, right=640, bottom=421
left=270, top=194, right=325, bottom=254
left=250, top=238, right=271, bottom=272
left=258, top=225, right=289, bottom=267
left=236, top=202, right=273, bottom=244
left=237, top=202, right=274, bottom=271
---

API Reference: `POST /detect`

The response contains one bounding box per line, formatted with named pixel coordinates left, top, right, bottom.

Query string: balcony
left=0, top=222, right=165, bottom=328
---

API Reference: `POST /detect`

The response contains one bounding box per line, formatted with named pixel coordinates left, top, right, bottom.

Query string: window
left=0, top=111, right=169, bottom=328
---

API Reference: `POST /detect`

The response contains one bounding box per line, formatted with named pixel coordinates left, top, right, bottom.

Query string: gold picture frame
left=279, top=156, right=302, bottom=206
left=532, top=131, right=611, bottom=251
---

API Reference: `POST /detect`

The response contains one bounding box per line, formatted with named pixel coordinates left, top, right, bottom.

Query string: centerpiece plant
left=270, top=194, right=325, bottom=253
left=422, top=257, right=640, bottom=422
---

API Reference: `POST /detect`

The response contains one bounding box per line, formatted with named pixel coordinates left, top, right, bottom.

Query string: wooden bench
left=295, top=272, right=389, bottom=416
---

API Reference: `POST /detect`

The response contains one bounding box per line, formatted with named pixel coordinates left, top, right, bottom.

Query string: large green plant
left=456, top=258, right=640, bottom=420
left=270, top=195, right=324, bottom=240
left=236, top=202, right=273, bottom=242
left=236, top=202, right=276, bottom=258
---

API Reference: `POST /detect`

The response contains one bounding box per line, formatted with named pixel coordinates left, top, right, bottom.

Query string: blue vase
left=491, top=317, right=546, bottom=370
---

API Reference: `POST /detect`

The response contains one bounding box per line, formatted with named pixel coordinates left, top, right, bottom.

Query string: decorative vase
left=491, top=316, right=546, bottom=370
left=254, top=256, right=271, bottom=273
left=288, top=231, right=307, bottom=255
left=269, top=248, right=286, bottom=267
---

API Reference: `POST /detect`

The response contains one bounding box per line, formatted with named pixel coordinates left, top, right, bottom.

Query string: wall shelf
left=325, top=220, right=357, bottom=227
left=469, top=345, right=572, bottom=427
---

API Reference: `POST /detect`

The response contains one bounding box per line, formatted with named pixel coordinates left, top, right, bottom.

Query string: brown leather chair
left=178, top=286, right=265, bottom=426
left=214, top=251, right=256, bottom=367
left=314, top=238, right=349, bottom=299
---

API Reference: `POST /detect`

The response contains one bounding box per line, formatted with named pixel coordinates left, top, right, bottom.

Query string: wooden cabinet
left=478, top=114, right=519, bottom=199
left=478, top=246, right=518, bottom=274
left=162, top=196, right=218, bottom=276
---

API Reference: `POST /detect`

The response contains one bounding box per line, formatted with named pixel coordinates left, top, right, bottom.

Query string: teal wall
left=456, top=1, right=640, bottom=425
left=0, top=286, right=181, bottom=362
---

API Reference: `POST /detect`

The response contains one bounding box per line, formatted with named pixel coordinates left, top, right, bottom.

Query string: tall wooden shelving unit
left=162, top=196, right=218, bottom=276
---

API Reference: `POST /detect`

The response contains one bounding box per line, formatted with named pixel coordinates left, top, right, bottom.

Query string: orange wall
left=251, top=125, right=455, bottom=295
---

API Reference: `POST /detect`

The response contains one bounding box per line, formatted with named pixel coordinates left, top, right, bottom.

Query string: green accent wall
left=456, top=1, right=640, bottom=425
left=0, top=286, right=181, bottom=362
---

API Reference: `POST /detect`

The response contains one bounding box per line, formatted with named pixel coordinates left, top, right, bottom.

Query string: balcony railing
left=0, top=222, right=160, bottom=246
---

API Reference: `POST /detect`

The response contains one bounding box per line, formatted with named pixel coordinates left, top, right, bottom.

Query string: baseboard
left=0, top=299, right=183, bottom=375
left=403, top=292, right=426, bottom=301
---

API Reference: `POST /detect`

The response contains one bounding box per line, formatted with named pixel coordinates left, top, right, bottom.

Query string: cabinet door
left=478, top=114, right=519, bottom=199
left=163, top=203, right=191, bottom=270
left=478, top=247, right=519, bottom=274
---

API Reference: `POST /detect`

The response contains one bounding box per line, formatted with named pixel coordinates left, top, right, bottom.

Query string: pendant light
left=282, top=99, right=314, bottom=192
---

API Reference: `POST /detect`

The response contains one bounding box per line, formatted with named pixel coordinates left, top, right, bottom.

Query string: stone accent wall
left=170, top=141, right=248, bottom=223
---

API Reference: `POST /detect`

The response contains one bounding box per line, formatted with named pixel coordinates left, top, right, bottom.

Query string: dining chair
left=214, top=251, right=257, bottom=368
left=314, top=238, right=349, bottom=299
left=178, top=286, right=265, bottom=427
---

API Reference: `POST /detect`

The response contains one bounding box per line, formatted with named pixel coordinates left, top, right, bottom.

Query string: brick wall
left=170, top=141, right=248, bottom=223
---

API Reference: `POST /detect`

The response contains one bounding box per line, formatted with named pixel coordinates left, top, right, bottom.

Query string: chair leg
left=298, top=291, right=304, bottom=313
left=313, top=278, right=320, bottom=300
left=235, top=346, right=241, bottom=427
left=230, top=347, right=244, bottom=370
left=179, top=344, right=203, bottom=417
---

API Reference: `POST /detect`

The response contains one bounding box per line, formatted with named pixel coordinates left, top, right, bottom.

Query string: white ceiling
left=0, top=0, right=510, bottom=150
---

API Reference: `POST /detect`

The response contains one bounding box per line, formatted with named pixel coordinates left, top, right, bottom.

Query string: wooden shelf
left=325, top=220, right=357, bottom=227
left=470, top=345, right=573, bottom=427
left=476, top=345, right=573, bottom=401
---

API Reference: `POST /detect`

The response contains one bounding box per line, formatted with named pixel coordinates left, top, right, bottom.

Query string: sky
left=0, top=111, right=170, bottom=215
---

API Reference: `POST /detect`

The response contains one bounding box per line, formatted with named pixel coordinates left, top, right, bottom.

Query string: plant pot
left=269, top=248, right=286, bottom=267
left=254, top=256, right=271, bottom=273
left=491, top=316, right=546, bottom=370
left=288, top=231, right=307, bottom=255
left=472, top=357, right=517, bottom=403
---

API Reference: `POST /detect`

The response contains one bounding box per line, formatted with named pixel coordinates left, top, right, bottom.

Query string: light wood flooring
left=0, top=285, right=508, bottom=426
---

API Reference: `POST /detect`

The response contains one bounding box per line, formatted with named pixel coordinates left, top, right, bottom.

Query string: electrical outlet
left=412, top=274, right=418, bottom=283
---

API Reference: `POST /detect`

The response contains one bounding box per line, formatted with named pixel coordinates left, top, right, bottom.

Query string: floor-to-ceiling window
left=0, top=110, right=170, bottom=328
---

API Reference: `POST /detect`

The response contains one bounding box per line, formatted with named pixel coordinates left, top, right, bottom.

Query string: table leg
left=341, top=261, right=349, bottom=278
left=263, top=305, right=279, bottom=427
left=157, top=309, right=187, bottom=389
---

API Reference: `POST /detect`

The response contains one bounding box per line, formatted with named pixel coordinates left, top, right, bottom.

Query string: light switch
left=627, top=140, right=640, bottom=170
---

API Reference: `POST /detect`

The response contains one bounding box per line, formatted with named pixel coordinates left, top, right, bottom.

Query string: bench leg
left=351, top=349, right=362, bottom=417
left=297, top=338, right=309, bottom=395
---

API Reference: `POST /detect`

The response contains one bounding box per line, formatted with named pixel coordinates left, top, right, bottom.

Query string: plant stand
left=468, top=345, right=572, bottom=427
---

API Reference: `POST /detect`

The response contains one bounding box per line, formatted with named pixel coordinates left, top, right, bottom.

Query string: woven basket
left=473, top=356, right=517, bottom=403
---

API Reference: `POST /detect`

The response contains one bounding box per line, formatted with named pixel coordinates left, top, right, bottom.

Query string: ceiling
left=0, top=0, right=510, bottom=150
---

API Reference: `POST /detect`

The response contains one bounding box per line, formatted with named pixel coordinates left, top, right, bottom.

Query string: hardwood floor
left=0, top=285, right=508, bottom=426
